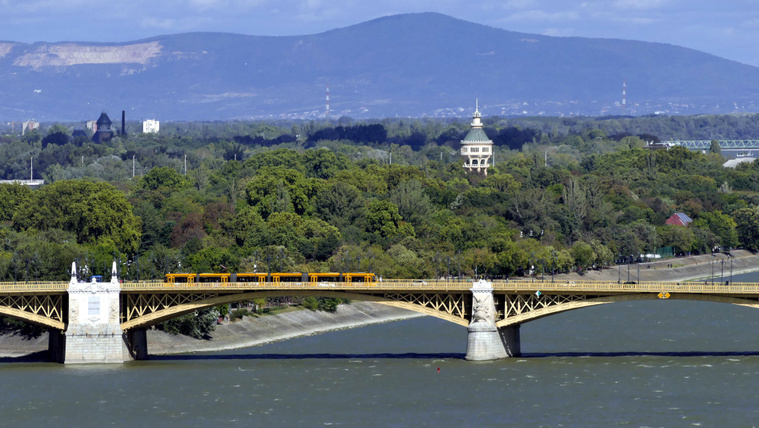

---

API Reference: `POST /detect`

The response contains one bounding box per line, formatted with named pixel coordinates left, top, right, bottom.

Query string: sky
left=1, top=0, right=758, bottom=67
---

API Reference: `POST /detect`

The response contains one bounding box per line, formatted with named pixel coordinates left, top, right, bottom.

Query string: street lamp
left=729, top=255, right=733, bottom=285
left=711, top=259, right=715, bottom=285
left=618, top=253, right=621, bottom=284
left=721, top=259, right=725, bottom=285
left=551, top=249, right=557, bottom=283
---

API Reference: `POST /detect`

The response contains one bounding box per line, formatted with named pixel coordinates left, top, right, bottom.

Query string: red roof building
left=665, top=212, right=693, bottom=226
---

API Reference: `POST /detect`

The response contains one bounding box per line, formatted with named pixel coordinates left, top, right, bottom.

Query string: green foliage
left=301, top=296, right=344, bottom=312
left=0, top=184, right=32, bottom=222
left=230, top=308, right=249, bottom=320
left=141, top=166, right=188, bottom=191
left=158, top=308, right=219, bottom=339
left=302, top=296, right=319, bottom=311
left=12, top=180, right=141, bottom=253
left=3, top=115, right=759, bottom=284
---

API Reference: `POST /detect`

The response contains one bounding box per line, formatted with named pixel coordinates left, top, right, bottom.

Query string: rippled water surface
left=4, top=273, right=759, bottom=427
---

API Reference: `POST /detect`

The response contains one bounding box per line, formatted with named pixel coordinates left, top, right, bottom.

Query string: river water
left=5, top=274, right=759, bottom=427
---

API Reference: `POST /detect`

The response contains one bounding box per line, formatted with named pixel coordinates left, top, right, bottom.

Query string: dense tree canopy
left=0, top=113, right=756, bottom=282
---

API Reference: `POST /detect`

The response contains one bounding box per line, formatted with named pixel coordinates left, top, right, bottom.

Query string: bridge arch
left=121, top=290, right=469, bottom=331
left=0, top=306, right=65, bottom=330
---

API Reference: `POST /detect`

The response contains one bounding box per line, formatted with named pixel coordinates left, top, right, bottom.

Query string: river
left=5, top=273, right=759, bottom=427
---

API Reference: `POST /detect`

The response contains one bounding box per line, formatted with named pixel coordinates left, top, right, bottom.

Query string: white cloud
left=612, top=0, right=670, bottom=10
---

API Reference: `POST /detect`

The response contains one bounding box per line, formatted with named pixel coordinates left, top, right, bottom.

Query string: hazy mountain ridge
left=1, top=12, right=758, bottom=122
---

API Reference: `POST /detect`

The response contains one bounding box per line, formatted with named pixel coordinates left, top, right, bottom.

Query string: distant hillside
left=1, top=12, right=758, bottom=122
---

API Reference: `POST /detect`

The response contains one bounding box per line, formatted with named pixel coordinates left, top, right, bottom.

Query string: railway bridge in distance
left=5, top=262, right=759, bottom=363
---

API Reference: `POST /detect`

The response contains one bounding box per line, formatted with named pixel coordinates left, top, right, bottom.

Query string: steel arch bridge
left=118, top=280, right=759, bottom=330
left=5, top=280, right=759, bottom=332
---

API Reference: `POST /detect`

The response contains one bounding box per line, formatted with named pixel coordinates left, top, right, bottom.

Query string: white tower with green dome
left=460, top=100, right=493, bottom=175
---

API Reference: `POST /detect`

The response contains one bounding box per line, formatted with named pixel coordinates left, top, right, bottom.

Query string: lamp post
left=711, top=260, right=715, bottom=285
left=721, top=259, right=725, bottom=285
left=729, top=255, right=733, bottom=285
left=457, top=250, right=461, bottom=280
left=432, top=254, right=438, bottom=282
left=551, top=249, right=557, bottom=283
left=618, top=254, right=621, bottom=284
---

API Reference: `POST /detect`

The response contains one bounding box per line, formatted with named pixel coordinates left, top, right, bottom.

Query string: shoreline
left=2, top=250, right=758, bottom=358
left=145, top=302, right=423, bottom=356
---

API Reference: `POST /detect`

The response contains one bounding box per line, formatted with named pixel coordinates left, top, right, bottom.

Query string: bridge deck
left=3, top=279, right=759, bottom=295
left=109, top=280, right=759, bottom=295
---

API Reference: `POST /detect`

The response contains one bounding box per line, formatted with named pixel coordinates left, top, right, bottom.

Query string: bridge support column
left=123, top=328, right=148, bottom=361
left=48, top=329, right=65, bottom=363
left=64, top=262, right=124, bottom=364
left=497, top=325, right=521, bottom=357
left=465, top=280, right=510, bottom=361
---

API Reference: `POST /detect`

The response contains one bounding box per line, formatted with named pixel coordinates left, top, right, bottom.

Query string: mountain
left=1, top=12, right=758, bottom=122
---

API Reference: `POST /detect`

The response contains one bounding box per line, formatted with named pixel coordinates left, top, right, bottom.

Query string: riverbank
left=551, top=249, right=759, bottom=283
left=146, top=302, right=422, bottom=355
left=1, top=250, right=758, bottom=358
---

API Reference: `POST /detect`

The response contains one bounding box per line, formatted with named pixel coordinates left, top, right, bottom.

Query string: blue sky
left=1, top=0, right=758, bottom=67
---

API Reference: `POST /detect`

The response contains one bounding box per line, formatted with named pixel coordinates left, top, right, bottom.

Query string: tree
left=245, top=167, right=320, bottom=218
left=141, top=166, right=188, bottom=191
left=158, top=308, right=219, bottom=339
left=709, top=139, right=722, bottom=155
left=302, top=148, right=348, bottom=179
left=314, top=182, right=365, bottom=229
left=0, top=184, right=32, bottom=222
left=694, top=210, right=738, bottom=249
left=570, top=241, right=595, bottom=272
left=388, top=179, right=433, bottom=228
left=733, top=207, right=759, bottom=250
left=13, top=180, right=141, bottom=253
left=365, top=199, right=412, bottom=239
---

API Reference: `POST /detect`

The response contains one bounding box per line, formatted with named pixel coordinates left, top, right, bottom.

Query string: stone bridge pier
left=46, top=262, right=144, bottom=364
left=465, top=280, right=521, bottom=360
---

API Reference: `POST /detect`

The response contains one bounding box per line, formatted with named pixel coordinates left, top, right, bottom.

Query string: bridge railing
left=0, top=282, right=68, bottom=292
left=491, top=279, right=759, bottom=294
left=120, top=280, right=479, bottom=291
left=4, top=279, right=759, bottom=294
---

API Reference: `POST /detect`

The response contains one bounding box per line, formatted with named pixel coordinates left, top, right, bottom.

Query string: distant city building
left=86, top=120, right=97, bottom=132
left=460, top=101, right=493, bottom=175
left=142, top=119, right=160, bottom=134
left=643, top=141, right=673, bottom=151
left=92, top=112, right=113, bottom=143
left=22, top=120, right=39, bottom=135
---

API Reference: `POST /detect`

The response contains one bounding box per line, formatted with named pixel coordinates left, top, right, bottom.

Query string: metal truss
left=382, top=292, right=469, bottom=322
left=0, top=293, right=65, bottom=329
left=666, top=140, right=759, bottom=150
left=122, top=292, right=223, bottom=323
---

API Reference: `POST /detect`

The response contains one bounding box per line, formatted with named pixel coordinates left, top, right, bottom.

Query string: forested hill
left=2, top=13, right=759, bottom=121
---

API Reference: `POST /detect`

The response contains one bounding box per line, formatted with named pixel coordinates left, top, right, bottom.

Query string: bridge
left=5, top=262, right=759, bottom=363
left=664, top=140, right=759, bottom=151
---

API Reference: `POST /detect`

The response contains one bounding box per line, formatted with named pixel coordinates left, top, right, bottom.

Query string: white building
left=22, top=120, right=39, bottom=135
left=460, top=101, right=493, bottom=175
left=142, top=119, right=159, bottom=134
